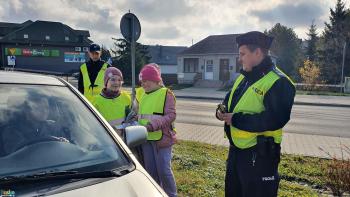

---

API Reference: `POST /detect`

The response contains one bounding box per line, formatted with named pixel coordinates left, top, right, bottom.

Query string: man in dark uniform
left=78, top=43, right=110, bottom=103
left=216, top=31, right=295, bottom=197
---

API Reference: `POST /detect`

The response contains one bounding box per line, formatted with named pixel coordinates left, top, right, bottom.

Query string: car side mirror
left=124, top=126, right=147, bottom=148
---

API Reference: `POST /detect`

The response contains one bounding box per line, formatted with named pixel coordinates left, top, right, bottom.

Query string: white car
left=0, top=71, right=166, bottom=197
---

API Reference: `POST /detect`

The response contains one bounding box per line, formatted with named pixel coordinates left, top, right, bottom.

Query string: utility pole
left=341, top=41, right=347, bottom=92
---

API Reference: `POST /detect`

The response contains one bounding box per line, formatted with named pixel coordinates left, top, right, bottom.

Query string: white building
left=177, top=34, right=276, bottom=86
left=147, top=45, right=187, bottom=84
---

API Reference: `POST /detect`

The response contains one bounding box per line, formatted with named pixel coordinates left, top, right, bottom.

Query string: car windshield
left=0, top=84, right=130, bottom=178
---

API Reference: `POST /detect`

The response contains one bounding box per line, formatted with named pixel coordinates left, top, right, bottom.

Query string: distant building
left=0, top=20, right=92, bottom=74
left=177, top=34, right=276, bottom=85
left=146, top=45, right=187, bottom=84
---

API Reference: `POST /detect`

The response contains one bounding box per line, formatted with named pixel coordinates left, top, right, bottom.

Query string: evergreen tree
left=317, top=0, right=349, bottom=84
left=100, top=45, right=111, bottom=62
left=267, top=23, right=303, bottom=79
left=306, top=20, right=318, bottom=61
left=110, top=38, right=151, bottom=84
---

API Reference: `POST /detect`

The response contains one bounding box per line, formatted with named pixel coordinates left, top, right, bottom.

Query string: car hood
left=49, top=169, right=166, bottom=197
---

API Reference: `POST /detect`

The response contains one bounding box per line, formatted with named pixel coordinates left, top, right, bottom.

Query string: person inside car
left=0, top=93, right=70, bottom=156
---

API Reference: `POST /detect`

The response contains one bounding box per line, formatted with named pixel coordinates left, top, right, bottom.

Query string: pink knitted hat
left=139, top=64, right=162, bottom=82
left=104, top=67, right=123, bottom=86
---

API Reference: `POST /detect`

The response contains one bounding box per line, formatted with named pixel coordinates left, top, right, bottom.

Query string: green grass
left=172, top=141, right=331, bottom=197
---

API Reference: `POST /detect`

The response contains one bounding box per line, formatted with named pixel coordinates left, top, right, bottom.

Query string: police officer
left=216, top=31, right=295, bottom=197
left=78, top=43, right=110, bottom=103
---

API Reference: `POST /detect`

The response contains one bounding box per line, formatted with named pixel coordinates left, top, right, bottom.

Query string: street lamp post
left=341, top=41, right=347, bottom=92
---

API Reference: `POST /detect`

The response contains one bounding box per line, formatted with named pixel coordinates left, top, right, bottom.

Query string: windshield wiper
left=0, top=165, right=133, bottom=186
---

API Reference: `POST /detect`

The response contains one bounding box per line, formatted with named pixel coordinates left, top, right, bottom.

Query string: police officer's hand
left=222, top=113, right=233, bottom=125
left=216, top=110, right=224, bottom=121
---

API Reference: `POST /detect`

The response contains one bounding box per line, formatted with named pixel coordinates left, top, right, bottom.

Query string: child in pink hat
left=137, top=63, right=177, bottom=197
left=135, top=63, right=164, bottom=103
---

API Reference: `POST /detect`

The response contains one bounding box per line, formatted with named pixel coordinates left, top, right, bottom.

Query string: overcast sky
left=0, top=0, right=348, bottom=49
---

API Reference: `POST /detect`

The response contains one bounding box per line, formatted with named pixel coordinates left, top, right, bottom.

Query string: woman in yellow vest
left=93, top=67, right=131, bottom=135
left=138, top=64, right=177, bottom=197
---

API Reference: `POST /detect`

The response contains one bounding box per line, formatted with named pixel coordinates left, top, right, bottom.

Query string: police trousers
left=225, top=141, right=281, bottom=197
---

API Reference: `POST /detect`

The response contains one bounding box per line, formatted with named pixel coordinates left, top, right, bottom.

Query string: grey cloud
left=120, top=0, right=192, bottom=22
left=1, top=0, right=119, bottom=35
left=2, top=0, right=42, bottom=22
left=250, top=2, right=327, bottom=27
left=71, top=8, right=119, bottom=35
left=74, top=17, right=118, bottom=35
left=144, top=25, right=180, bottom=39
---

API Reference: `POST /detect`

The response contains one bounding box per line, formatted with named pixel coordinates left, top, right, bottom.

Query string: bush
left=299, top=60, right=324, bottom=91
left=321, top=145, right=350, bottom=196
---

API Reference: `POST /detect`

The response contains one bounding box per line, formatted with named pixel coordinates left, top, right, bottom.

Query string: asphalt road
left=176, top=98, right=350, bottom=138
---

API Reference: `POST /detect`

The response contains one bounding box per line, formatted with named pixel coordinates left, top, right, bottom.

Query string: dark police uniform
left=218, top=31, right=295, bottom=197
left=78, top=44, right=111, bottom=102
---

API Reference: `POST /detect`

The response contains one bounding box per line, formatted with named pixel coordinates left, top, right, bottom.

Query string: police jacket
left=78, top=59, right=111, bottom=94
left=222, top=56, right=295, bottom=133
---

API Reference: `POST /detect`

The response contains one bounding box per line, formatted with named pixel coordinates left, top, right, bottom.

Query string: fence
left=345, top=77, right=350, bottom=93
left=295, top=83, right=345, bottom=92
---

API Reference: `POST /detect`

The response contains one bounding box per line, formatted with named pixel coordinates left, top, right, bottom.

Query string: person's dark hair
left=246, top=44, right=269, bottom=57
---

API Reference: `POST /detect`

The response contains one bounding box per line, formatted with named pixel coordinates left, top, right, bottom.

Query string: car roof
left=0, top=71, right=66, bottom=86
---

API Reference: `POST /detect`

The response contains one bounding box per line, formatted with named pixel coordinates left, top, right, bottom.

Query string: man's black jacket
left=78, top=59, right=110, bottom=94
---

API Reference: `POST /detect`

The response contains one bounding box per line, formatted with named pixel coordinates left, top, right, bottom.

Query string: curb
left=176, top=95, right=350, bottom=108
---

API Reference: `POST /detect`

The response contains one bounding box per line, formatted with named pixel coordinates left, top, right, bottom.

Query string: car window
left=0, top=84, right=130, bottom=177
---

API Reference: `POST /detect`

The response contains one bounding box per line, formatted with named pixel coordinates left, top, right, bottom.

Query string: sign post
left=120, top=12, right=141, bottom=104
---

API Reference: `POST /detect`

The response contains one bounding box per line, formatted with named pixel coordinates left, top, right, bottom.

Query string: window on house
left=24, top=34, right=29, bottom=39
left=65, top=36, right=69, bottom=41
left=45, top=35, right=50, bottom=40
left=184, top=58, right=199, bottom=73
left=206, top=60, right=213, bottom=72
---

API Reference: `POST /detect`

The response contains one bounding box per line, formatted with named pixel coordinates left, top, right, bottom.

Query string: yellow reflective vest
left=80, top=63, right=108, bottom=103
left=136, top=87, right=145, bottom=103
left=138, top=87, right=168, bottom=141
left=228, top=68, right=294, bottom=149
left=93, top=90, right=131, bottom=127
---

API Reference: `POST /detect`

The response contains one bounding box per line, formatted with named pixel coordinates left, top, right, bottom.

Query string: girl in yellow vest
left=93, top=67, right=131, bottom=136
left=135, top=63, right=164, bottom=103
left=138, top=64, right=177, bottom=197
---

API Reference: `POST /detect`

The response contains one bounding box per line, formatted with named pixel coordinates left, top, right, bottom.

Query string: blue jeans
left=142, top=141, right=177, bottom=197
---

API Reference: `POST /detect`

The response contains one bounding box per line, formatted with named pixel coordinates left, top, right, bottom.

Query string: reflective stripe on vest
left=93, top=90, right=131, bottom=127
left=228, top=68, right=294, bottom=149
left=138, top=114, right=162, bottom=120
left=138, top=87, right=168, bottom=141
left=80, top=63, right=108, bottom=103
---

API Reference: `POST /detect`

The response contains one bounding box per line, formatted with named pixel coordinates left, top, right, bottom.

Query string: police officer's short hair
left=246, top=44, right=269, bottom=57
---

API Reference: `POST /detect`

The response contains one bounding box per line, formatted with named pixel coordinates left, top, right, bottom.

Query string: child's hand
left=146, top=123, right=153, bottom=132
